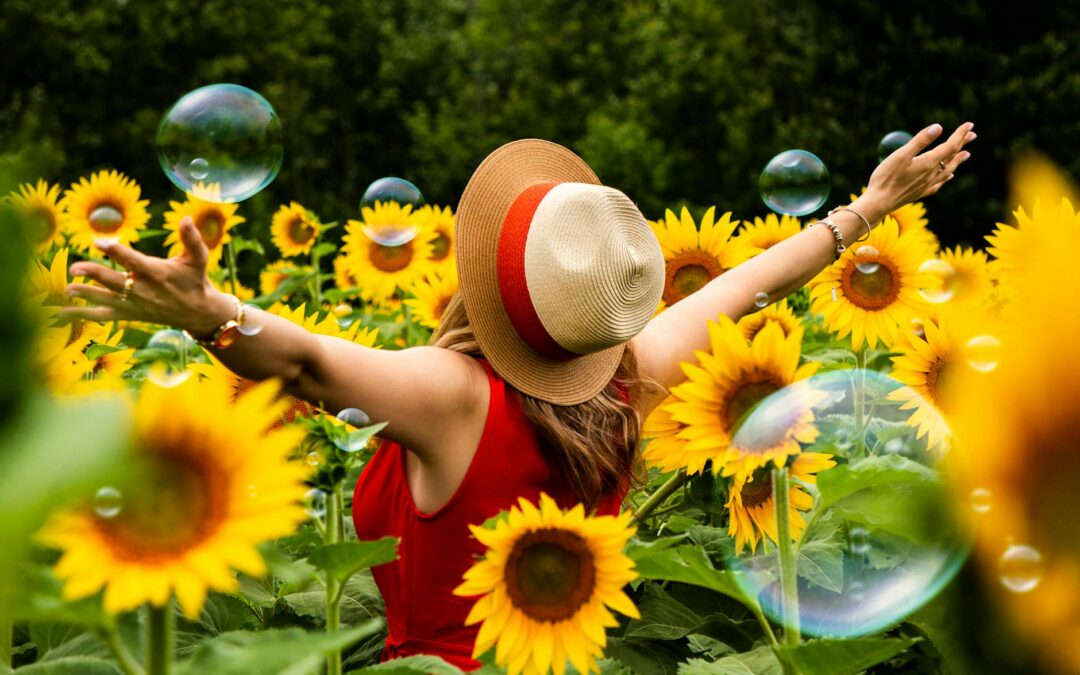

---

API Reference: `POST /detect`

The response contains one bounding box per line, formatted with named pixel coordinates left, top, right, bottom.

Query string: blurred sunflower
left=8, top=179, right=66, bottom=250
left=88, top=331, right=136, bottom=384
left=732, top=213, right=801, bottom=252
left=27, top=248, right=106, bottom=351
left=455, top=493, right=638, bottom=675
left=650, top=207, right=760, bottom=307
left=271, top=202, right=320, bottom=258
left=343, top=201, right=434, bottom=302
left=727, top=452, right=836, bottom=554
left=333, top=254, right=360, bottom=295
left=192, top=355, right=315, bottom=426
left=808, top=217, right=934, bottom=350
left=209, top=275, right=256, bottom=302
left=41, top=377, right=307, bottom=617
left=416, top=204, right=456, bottom=277
left=985, top=199, right=1080, bottom=302
left=404, top=271, right=458, bottom=330
left=34, top=306, right=96, bottom=395
left=737, top=299, right=802, bottom=342
left=61, top=170, right=150, bottom=253
left=952, top=195, right=1080, bottom=673
left=645, top=318, right=819, bottom=477
left=851, top=189, right=939, bottom=251
left=163, top=191, right=244, bottom=271
left=927, top=246, right=993, bottom=318
left=259, top=260, right=311, bottom=297
left=267, top=302, right=379, bottom=346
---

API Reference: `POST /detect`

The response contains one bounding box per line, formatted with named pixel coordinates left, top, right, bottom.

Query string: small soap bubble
left=237, top=304, right=264, bottom=337
left=156, top=84, right=284, bottom=203
left=334, top=407, right=373, bottom=453
left=333, top=303, right=353, bottom=318
left=998, top=544, right=1043, bottom=593
left=849, top=526, right=871, bottom=556
left=877, top=130, right=913, bottom=163
left=854, top=245, right=881, bottom=274
left=753, top=291, right=769, bottom=309
left=146, top=329, right=194, bottom=388
left=304, top=488, right=327, bottom=519
left=93, top=486, right=122, bottom=519
left=89, top=205, right=124, bottom=234
left=337, top=408, right=370, bottom=427
left=831, top=287, right=838, bottom=302
left=360, top=177, right=424, bottom=246
left=917, top=259, right=957, bottom=304
left=306, top=451, right=321, bottom=468
left=246, top=484, right=258, bottom=499
left=909, top=317, right=927, bottom=340
left=758, top=149, right=830, bottom=217
left=965, top=335, right=1001, bottom=373
left=970, top=487, right=992, bottom=514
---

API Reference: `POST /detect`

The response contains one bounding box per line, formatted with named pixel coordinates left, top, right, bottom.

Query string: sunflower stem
left=101, top=622, right=144, bottom=675
left=773, top=468, right=801, bottom=655
left=0, top=617, right=10, bottom=668
left=310, top=233, right=323, bottom=308
left=629, top=471, right=688, bottom=527
left=854, top=349, right=866, bottom=456
left=225, top=241, right=239, bottom=298
left=146, top=604, right=173, bottom=675
left=324, top=486, right=344, bottom=675
left=749, top=602, right=782, bottom=660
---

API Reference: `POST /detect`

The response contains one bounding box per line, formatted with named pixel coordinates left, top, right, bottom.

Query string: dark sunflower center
left=504, top=528, right=596, bottom=622
left=368, top=241, right=414, bottom=273
left=723, top=379, right=781, bottom=435
left=288, top=217, right=315, bottom=245
left=27, top=207, right=58, bottom=244
left=430, top=231, right=451, bottom=261
left=433, top=295, right=450, bottom=321
left=840, top=258, right=900, bottom=310
left=925, top=358, right=960, bottom=411
left=664, top=251, right=724, bottom=305
left=88, top=204, right=124, bottom=234
left=93, top=452, right=226, bottom=560
left=197, top=212, right=225, bottom=248
left=740, top=472, right=774, bottom=509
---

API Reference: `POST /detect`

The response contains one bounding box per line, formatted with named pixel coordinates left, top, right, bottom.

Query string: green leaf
left=677, top=646, right=781, bottom=674
left=28, top=623, right=86, bottom=658
left=346, top=654, right=464, bottom=674
left=816, top=455, right=938, bottom=510
left=11, top=565, right=110, bottom=629
left=313, top=242, right=338, bottom=258
left=796, top=520, right=844, bottom=593
left=630, top=545, right=753, bottom=606
left=176, top=623, right=384, bottom=675
left=625, top=584, right=704, bottom=640
left=778, top=637, right=919, bottom=675
left=801, top=348, right=857, bottom=369
left=605, top=636, right=686, bottom=675
left=307, top=537, right=399, bottom=586
left=14, top=658, right=121, bottom=674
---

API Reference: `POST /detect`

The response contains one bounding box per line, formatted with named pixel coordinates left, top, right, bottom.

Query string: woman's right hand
left=60, top=216, right=236, bottom=338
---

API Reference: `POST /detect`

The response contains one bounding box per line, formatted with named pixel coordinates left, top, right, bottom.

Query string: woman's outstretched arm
left=632, top=121, right=976, bottom=414
left=58, top=218, right=487, bottom=462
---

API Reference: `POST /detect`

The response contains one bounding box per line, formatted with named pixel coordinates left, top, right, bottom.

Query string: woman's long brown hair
left=432, top=293, right=648, bottom=511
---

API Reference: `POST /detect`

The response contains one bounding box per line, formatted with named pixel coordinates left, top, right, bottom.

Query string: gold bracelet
left=828, top=206, right=873, bottom=242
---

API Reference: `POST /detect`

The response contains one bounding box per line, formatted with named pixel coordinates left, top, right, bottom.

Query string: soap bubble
left=877, top=131, right=913, bottom=163
left=145, top=329, right=194, bottom=388
left=334, top=408, right=374, bottom=453
left=237, top=303, right=264, bottom=337
left=970, top=487, right=992, bottom=514
left=754, top=292, right=769, bottom=308
left=759, top=150, right=830, bottom=217
left=854, top=245, right=880, bottom=274
left=156, top=84, right=284, bottom=203
left=93, top=486, right=123, bottom=519
left=725, top=369, right=970, bottom=637
left=964, top=335, right=1001, bottom=373
left=359, top=177, right=424, bottom=246
left=304, top=488, right=327, bottom=519
left=917, top=259, right=957, bottom=304
left=998, top=544, right=1043, bottom=593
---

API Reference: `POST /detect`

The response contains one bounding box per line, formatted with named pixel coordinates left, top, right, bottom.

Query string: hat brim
left=455, top=139, right=623, bottom=406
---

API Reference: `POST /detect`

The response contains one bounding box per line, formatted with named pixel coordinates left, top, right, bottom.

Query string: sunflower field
left=1, top=143, right=1078, bottom=675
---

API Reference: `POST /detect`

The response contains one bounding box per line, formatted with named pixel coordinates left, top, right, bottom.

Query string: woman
left=61, top=122, right=974, bottom=669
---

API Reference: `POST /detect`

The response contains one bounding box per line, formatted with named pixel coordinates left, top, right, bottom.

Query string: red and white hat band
left=496, top=182, right=664, bottom=361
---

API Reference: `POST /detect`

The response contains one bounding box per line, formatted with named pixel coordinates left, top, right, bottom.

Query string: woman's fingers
left=66, top=283, right=124, bottom=307
left=95, top=239, right=157, bottom=276
left=177, top=217, right=209, bottom=271
left=921, top=122, right=975, bottom=166
left=57, top=305, right=126, bottom=323
left=902, top=123, right=945, bottom=157
left=69, top=261, right=127, bottom=292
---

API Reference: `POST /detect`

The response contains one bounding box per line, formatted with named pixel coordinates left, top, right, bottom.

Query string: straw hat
left=455, top=139, right=664, bottom=405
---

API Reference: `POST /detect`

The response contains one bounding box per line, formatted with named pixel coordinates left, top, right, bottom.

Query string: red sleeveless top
left=351, top=360, right=627, bottom=670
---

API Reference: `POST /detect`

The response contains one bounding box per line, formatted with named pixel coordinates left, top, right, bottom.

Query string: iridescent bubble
left=89, top=205, right=124, bottom=234
left=909, top=317, right=927, bottom=341
left=145, top=329, right=194, bottom=388
left=970, top=487, right=992, bottom=514
left=964, top=335, right=1001, bottom=373
left=334, top=407, right=373, bottom=453
left=877, top=131, right=913, bottom=163
left=998, top=544, right=1043, bottom=593
left=306, top=451, right=321, bottom=468
left=359, top=177, right=424, bottom=246
left=246, top=484, right=258, bottom=499
left=725, top=369, right=970, bottom=637
left=237, top=303, right=264, bottom=337
left=854, top=245, right=880, bottom=274
left=337, top=408, right=370, bottom=427
left=304, top=488, right=327, bottom=519
left=333, top=303, right=353, bottom=318
left=753, top=291, right=769, bottom=309
left=93, top=486, right=122, bottom=519
left=759, top=149, right=830, bottom=217
left=917, top=259, right=957, bottom=304
left=156, top=84, right=284, bottom=203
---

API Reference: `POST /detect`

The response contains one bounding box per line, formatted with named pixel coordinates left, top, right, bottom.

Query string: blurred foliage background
left=2, top=0, right=1078, bottom=248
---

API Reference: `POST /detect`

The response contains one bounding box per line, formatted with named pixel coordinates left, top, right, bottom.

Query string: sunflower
left=404, top=271, right=458, bottom=330
left=732, top=213, right=802, bottom=252
left=88, top=330, right=136, bottom=383
left=808, top=217, right=935, bottom=351
left=27, top=248, right=107, bottom=352
left=333, top=254, right=360, bottom=295
left=416, top=204, right=456, bottom=277
left=650, top=207, right=760, bottom=307
left=209, top=275, right=256, bottom=302
left=163, top=191, right=244, bottom=270
left=921, top=246, right=993, bottom=320
left=40, top=377, right=307, bottom=618
left=270, top=202, right=321, bottom=258
left=8, top=179, right=66, bottom=250
left=191, top=355, right=315, bottom=426
left=986, top=199, right=1080, bottom=302
left=259, top=260, right=311, bottom=297
left=34, top=307, right=96, bottom=395
left=266, top=302, right=379, bottom=347
left=644, top=318, right=819, bottom=478
left=454, top=493, right=639, bottom=675
left=61, top=170, right=150, bottom=253
left=727, top=452, right=836, bottom=554
left=737, top=299, right=802, bottom=342
left=951, top=196, right=1080, bottom=673
left=1008, top=151, right=1080, bottom=216
left=342, top=201, right=435, bottom=302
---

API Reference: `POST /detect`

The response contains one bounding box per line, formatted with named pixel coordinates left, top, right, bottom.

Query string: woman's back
left=352, top=359, right=626, bottom=670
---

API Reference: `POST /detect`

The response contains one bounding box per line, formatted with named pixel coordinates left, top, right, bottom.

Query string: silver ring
left=937, top=160, right=947, bottom=173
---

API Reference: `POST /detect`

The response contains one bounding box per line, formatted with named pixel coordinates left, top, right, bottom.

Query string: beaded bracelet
left=814, top=219, right=846, bottom=261
left=828, top=205, right=873, bottom=242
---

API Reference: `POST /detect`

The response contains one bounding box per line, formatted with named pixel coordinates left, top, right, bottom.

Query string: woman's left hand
left=863, top=121, right=976, bottom=215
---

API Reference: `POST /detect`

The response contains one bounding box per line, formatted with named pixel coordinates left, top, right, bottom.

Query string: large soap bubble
left=759, top=149, right=830, bottom=217
left=725, top=369, right=970, bottom=637
left=156, top=84, right=284, bottom=203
